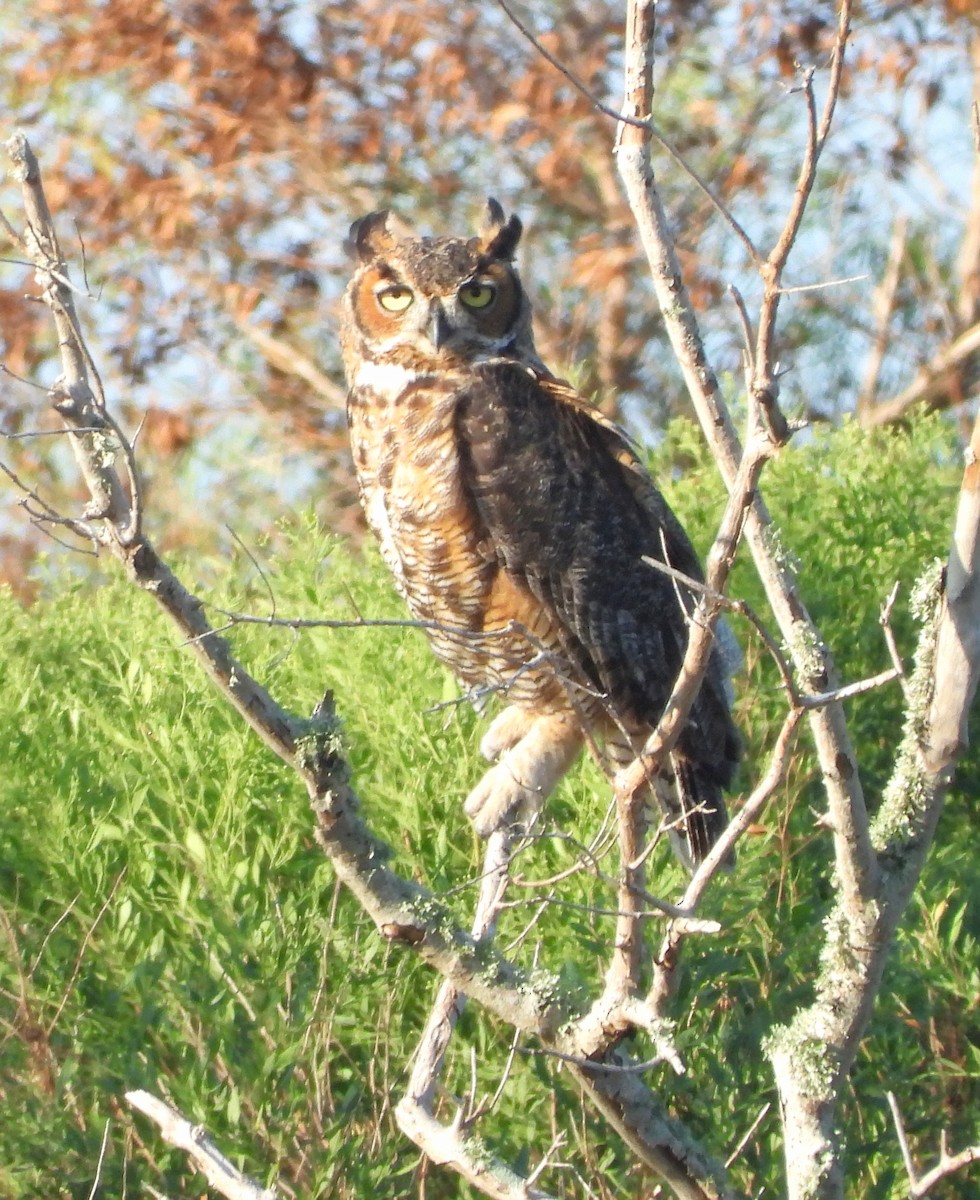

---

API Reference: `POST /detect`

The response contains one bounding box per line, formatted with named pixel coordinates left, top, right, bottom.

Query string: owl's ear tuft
left=347, top=210, right=411, bottom=262
left=478, top=198, right=522, bottom=261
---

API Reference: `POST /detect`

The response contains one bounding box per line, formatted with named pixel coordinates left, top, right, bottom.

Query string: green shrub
left=0, top=419, right=976, bottom=1198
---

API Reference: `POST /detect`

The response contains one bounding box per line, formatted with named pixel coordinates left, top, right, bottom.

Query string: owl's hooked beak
left=425, top=301, right=453, bottom=350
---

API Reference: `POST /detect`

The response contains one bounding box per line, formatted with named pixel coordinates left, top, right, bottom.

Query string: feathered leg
left=464, top=707, right=583, bottom=836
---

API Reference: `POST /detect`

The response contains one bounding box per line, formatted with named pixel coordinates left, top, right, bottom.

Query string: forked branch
left=616, top=0, right=877, bottom=929
left=887, top=1091, right=980, bottom=1199
left=395, top=830, right=561, bottom=1200
left=611, top=4, right=979, bottom=1199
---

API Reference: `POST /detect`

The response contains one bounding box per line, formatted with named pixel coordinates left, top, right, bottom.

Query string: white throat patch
left=352, top=360, right=419, bottom=394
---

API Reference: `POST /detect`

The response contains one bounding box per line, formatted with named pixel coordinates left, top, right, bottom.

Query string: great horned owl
left=340, top=199, right=740, bottom=867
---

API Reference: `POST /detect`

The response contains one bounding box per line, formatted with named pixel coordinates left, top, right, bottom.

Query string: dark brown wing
left=454, top=361, right=740, bottom=856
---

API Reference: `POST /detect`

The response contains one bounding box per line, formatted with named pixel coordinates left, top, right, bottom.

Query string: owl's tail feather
left=605, top=736, right=733, bottom=871
left=671, top=752, right=732, bottom=868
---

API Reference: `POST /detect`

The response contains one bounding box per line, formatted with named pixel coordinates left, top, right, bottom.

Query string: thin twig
left=777, top=272, right=868, bottom=296
left=491, top=0, right=649, bottom=130
left=396, top=830, right=558, bottom=1199
left=3, top=424, right=108, bottom=438
left=887, top=1091, right=918, bottom=1184
left=524, top=1133, right=568, bottom=1190
left=468, top=1024, right=523, bottom=1123
left=880, top=581, right=908, bottom=687
left=648, top=706, right=804, bottom=1015
left=24, top=516, right=99, bottom=556
left=29, top=893, right=81, bottom=976
left=648, top=125, right=761, bottom=266
left=857, top=214, right=909, bottom=419
left=0, top=363, right=54, bottom=392
left=729, top=285, right=756, bottom=372
left=912, top=1146, right=980, bottom=1197
left=46, top=871, right=125, bottom=1036
left=753, top=4, right=853, bottom=437
left=497, top=892, right=716, bottom=927
left=87, top=1120, right=111, bottom=1200
left=862, top=319, right=980, bottom=427
left=0, top=459, right=76, bottom=521
left=619, top=429, right=776, bottom=806
left=801, top=666, right=902, bottom=709
left=511, top=825, right=618, bottom=890
left=74, top=219, right=93, bottom=296
left=226, top=525, right=277, bottom=622
left=521, top=1045, right=674, bottom=1074
left=501, top=897, right=551, bottom=953
left=0, top=208, right=24, bottom=247
left=640, top=554, right=801, bottom=702
left=725, top=1102, right=772, bottom=1168
left=493, top=0, right=763, bottom=266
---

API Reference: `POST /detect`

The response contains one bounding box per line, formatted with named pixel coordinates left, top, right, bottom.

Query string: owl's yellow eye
left=376, top=284, right=414, bottom=313
left=459, top=282, right=496, bottom=309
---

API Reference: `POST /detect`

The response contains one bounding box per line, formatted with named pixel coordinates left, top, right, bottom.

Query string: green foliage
left=1, top=421, right=977, bottom=1198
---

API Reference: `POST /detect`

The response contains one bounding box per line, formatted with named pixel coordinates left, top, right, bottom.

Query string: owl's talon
left=465, top=712, right=583, bottom=836
left=478, top=705, right=533, bottom=762
left=463, top=760, right=541, bottom=836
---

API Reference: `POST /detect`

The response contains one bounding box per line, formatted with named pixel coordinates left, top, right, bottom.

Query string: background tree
left=1, top=0, right=978, bottom=580
left=1, top=2, right=979, bottom=1199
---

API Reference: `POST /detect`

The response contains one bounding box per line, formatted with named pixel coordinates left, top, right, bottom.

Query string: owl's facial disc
left=350, top=250, right=525, bottom=364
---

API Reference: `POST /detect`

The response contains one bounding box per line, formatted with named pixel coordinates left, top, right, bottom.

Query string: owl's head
left=340, top=199, right=538, bottom=378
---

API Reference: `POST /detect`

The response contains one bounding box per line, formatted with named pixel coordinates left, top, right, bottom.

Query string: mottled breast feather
left=455, top=361, right=739, bottom=779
